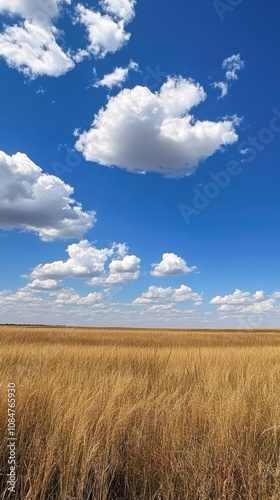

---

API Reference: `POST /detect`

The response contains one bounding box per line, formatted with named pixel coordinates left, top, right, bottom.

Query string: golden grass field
left=1, top=326, right=280, bottom=499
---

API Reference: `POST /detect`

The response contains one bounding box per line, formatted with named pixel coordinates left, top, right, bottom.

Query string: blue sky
left=0, top=0, right=279, bottom=327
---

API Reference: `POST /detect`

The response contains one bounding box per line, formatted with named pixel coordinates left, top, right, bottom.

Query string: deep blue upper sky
left=0, top=0, right=279, bottom=327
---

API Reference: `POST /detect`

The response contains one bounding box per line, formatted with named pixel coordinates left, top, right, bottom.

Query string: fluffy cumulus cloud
left=210, top=288, right=279, bottom=314
left=100, top=0, right=136, bottom=23
left=133, top=285, right=202, bottom=306
left=75, top=4, right=130, bottom=58
left=75, top=76, right=239, bottom=177
left=222, top=53, right=245, bottom=81
left=30, top=240, right=140, bottom=286
left=0, top=21, right=74, bottom=78
left=31, top=240, right=114, bottom=279
left=27, top=279, right=62, bottom=291
left=151, top=253, right=196, bottom=277
left=0, top=150, right=95, bottom=241
left=0, top=0, right=74, bottom=78
left=0, top=0, right=136, bottom=77
left=0, top=0, right=71, bottom=23
left=90, top=254, right=140, bottom=285
left=93, top=60, right=138, bottom=88
left=210, top=289, right=256, bottom=306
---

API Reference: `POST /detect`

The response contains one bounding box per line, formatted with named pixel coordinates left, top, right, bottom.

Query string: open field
left=1, top=326, right=280, bottom=499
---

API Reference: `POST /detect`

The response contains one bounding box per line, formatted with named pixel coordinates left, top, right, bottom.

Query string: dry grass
left=1, top=326, right=280, bottom=499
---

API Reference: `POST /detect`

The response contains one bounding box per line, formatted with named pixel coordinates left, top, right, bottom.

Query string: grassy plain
left=1, top=326, right=280, bottom=499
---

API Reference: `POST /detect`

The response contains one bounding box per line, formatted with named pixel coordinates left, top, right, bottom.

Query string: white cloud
left=0, top=0, right=71, bottom=24
left=1, top=283, right=279, bottom=327
left=148, top=304, right=173, bottom=312
left=222, top=53, right=245, bottom=81
left=72, top=48, right=89, bottom=63
left=253, top=290, right=265, bottom=301
left=75, top=76, right=239, bottom=178
left=31, top=240, right=113, bottom=280
left=93, top=60, right=138, bottom=88
left=212, top=81, right=228, bottom=99
left=0, top=150, right=95, bottom=241
left=0, top=0, right=75, bottom=78
left=172, top=285, right=202, bottom=304
left=0, top=285, right=105, bottom=326
left=55, top=288, right=102, bottom=305
left=239, top=299, right=275, bottom=314
left=0, top=21, right=74, bottom=78
left=90, top=254, right=140, bottom=284
left=210, top=289, right=279, bottom=314
left=0, top=0, right=137, bottom=76
left=0, top=288, right=43, bottom=304
left=151, top=253, right=196, bottom=277
left=30, top=240, right=140, bottom=286
left=133, top=284, right=202, bottom=306
left=27, top=279, right=62, bottom=291
left=211, top=55, right=245, bottom=100
left=210, top=289, right=251, bottom=305
left=0, top=287, right=204, bottom=327
left=75, top=4, right=130, bottom=58
left=218, top=299, right=276, bottom=314
left=100, top=0, right=136, bottom=23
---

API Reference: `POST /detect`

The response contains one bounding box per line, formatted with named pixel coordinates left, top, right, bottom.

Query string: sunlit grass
left=1, top=326, right=280, bottom=499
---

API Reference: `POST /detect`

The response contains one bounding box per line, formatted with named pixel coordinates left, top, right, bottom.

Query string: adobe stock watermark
left=237, top=312, right=267, bottom=330
left=213, top=0, right=244, bottom=22
left=179, top=107, right=280, bottom=226
left=52, top=144, right=84, bottom=177
left=143, top=65, right=169, bottom=91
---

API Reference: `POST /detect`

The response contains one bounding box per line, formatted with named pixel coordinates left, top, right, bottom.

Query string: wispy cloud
left=212, top=81, right=228, bottom=99
left=93, top=60, right=138, bottom=88
left=223, top=53, right=245, bottom=81
left=212, top=53, right=245, bottom=100
left=75, top=3, right=131, bottom=59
